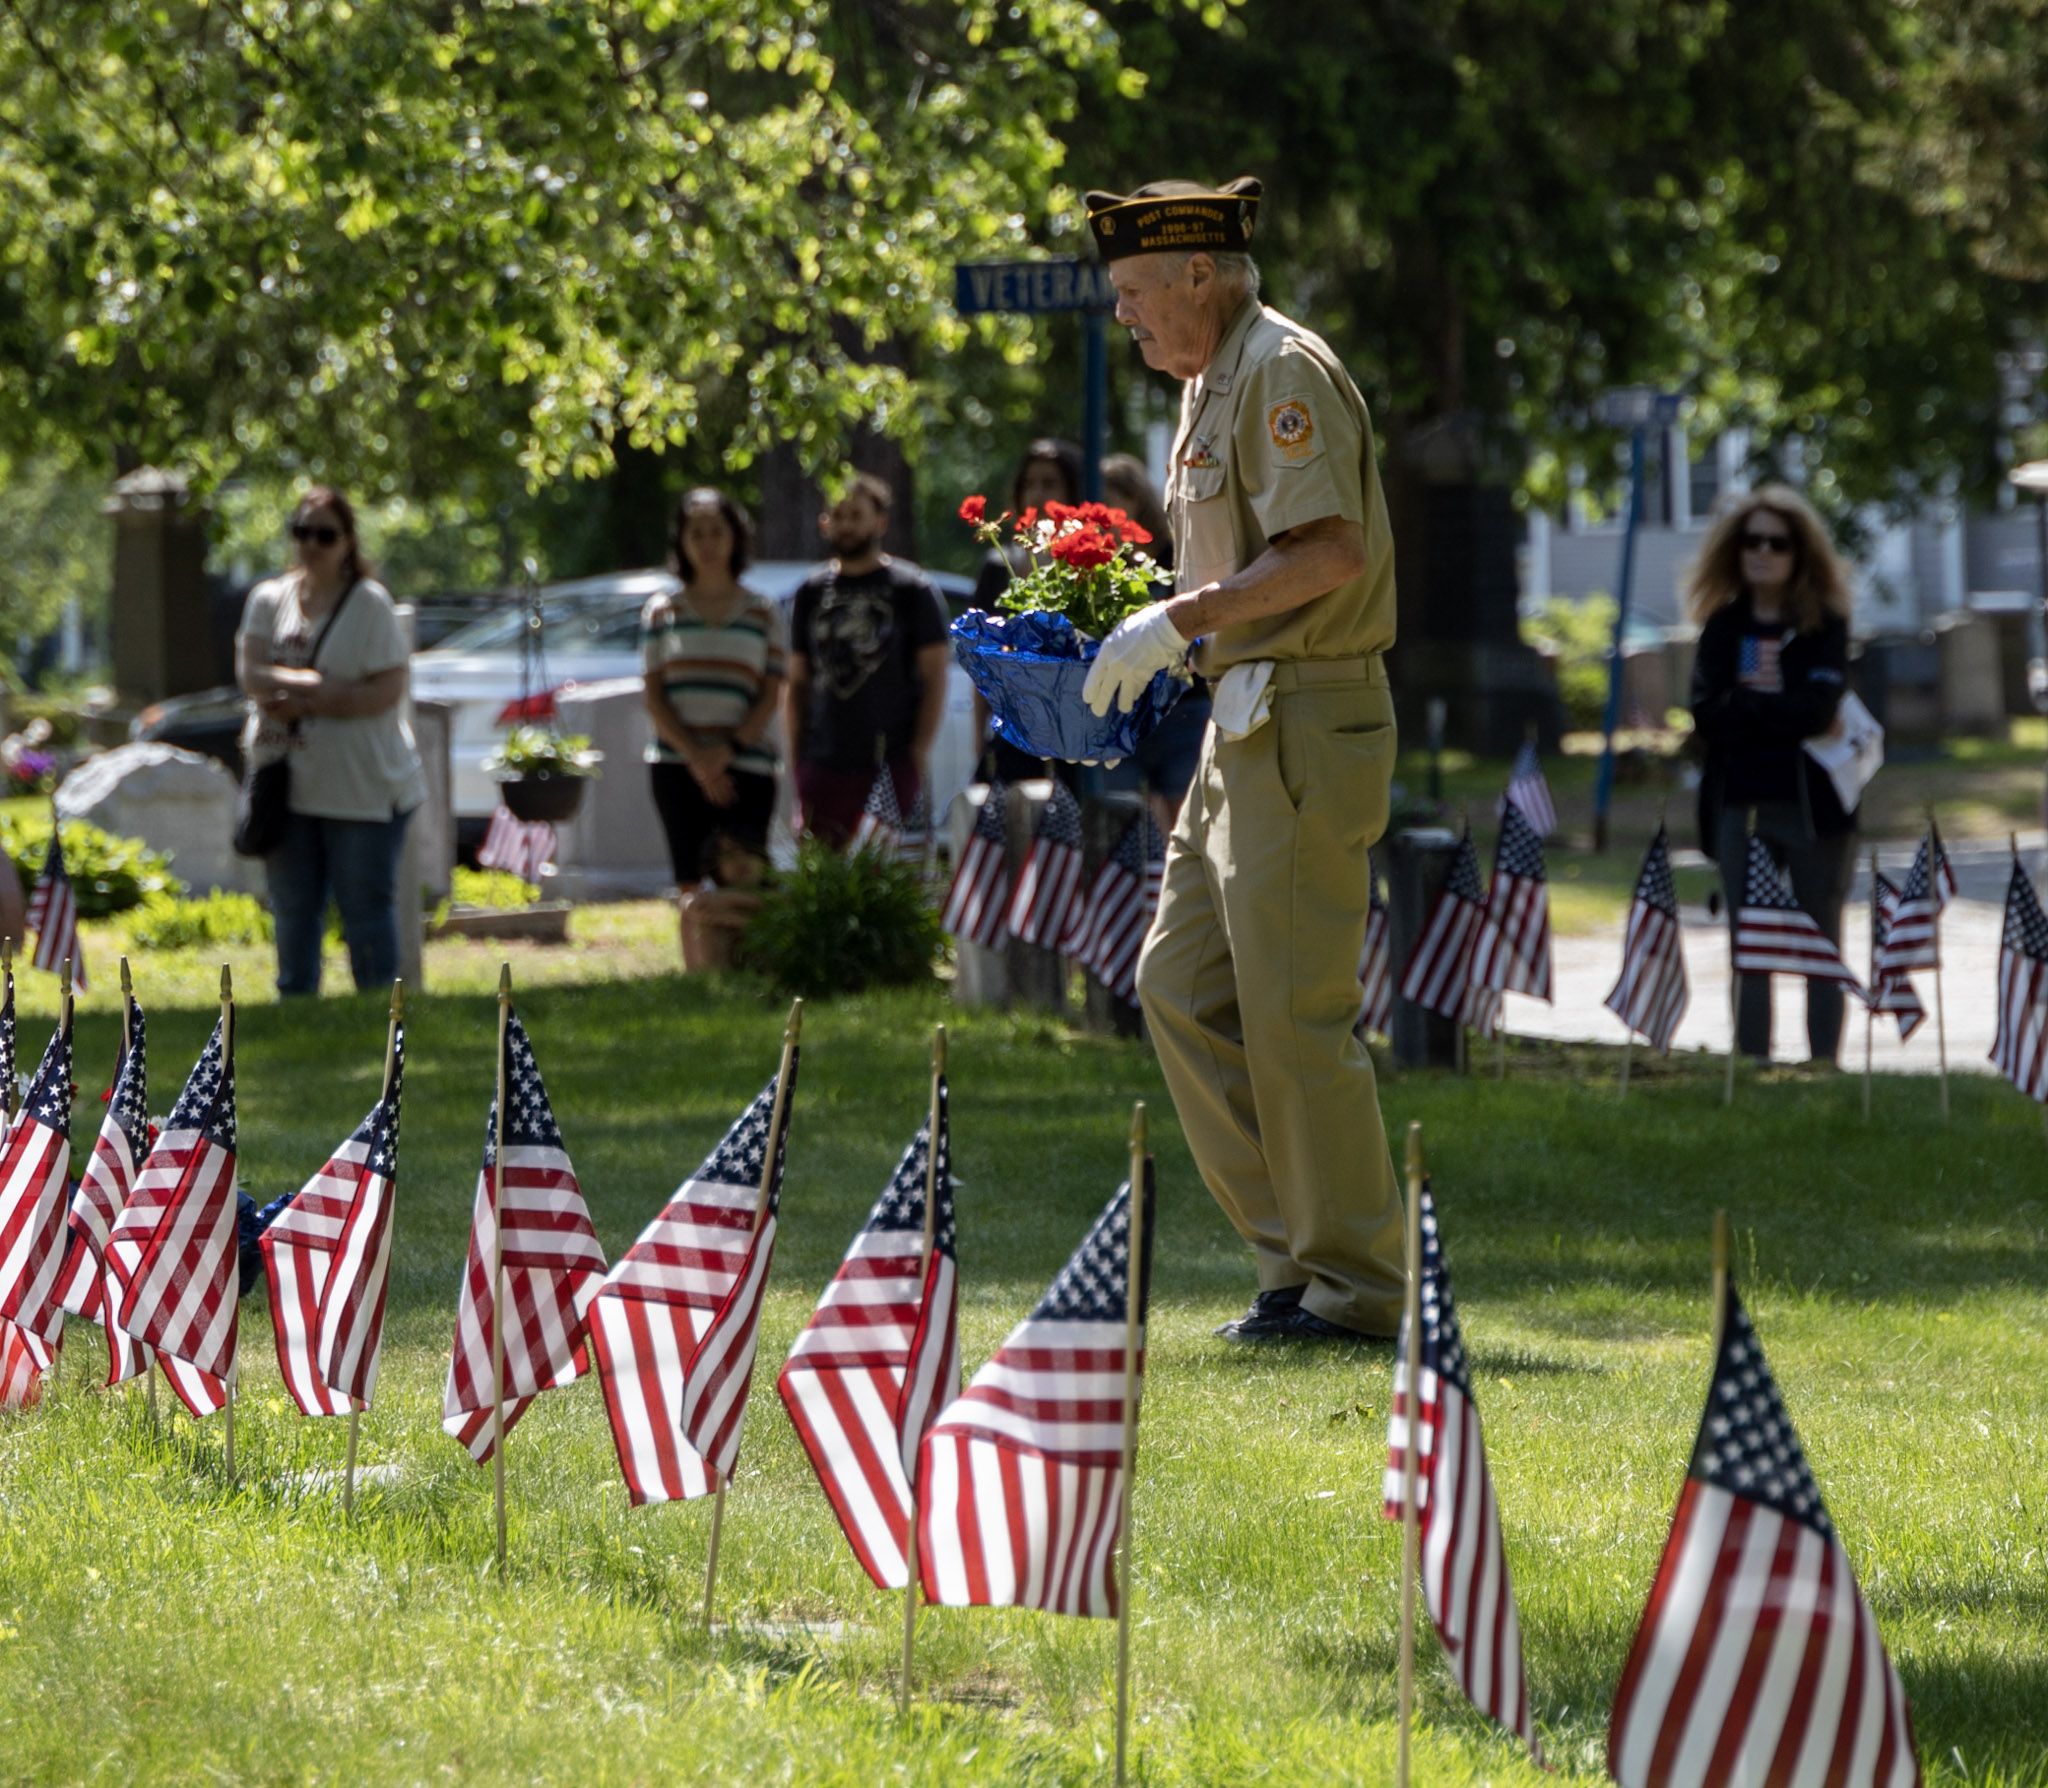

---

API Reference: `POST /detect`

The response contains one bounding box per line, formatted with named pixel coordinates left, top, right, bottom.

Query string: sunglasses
left=1739, top=530, right=1794, bottom=554
left=291, top=522, right=342, bottom=547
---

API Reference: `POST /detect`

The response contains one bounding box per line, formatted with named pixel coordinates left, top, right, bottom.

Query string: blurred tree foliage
left=0, top=0, right=1160, bottom=538
left=1075, top=0, right=2046, bottom=516
left=0, top=451, right=107, bottom=675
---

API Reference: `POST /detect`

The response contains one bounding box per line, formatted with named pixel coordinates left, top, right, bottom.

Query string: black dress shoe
left=1213, top=1284, right=1306, bottom=1339
left=1268, top=1306, right=1395, bottom=1345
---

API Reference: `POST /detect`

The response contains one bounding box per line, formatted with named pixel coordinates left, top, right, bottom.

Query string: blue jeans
left=266, top=809, right=414, bottom=996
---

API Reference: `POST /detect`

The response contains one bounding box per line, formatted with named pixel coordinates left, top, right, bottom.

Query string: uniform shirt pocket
left=1176, top=462, right=1237, bottom=587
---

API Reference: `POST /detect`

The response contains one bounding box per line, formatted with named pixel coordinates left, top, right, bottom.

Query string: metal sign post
left=955, top=257, right=1117, bottom=502
left=1591, top=388, right=1684, bottom=851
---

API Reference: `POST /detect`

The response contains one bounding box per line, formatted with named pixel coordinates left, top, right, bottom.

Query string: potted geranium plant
left=949, top=496, right=1188, bottom=762
left=485, top=724, right=603, bottom=823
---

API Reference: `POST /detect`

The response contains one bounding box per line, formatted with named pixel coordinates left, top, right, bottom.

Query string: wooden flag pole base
left=700, top=999, right=803, bottom=1639
left=701, top=1482, right=727, bottom=1633
left=1113, top=1102, right=1148, bottom=1788
left=224, top=1380, right=235, bottom=1477
left=344, top=1407, right=361, bottom=1517
left=1863, top=846, right=1878, bottom=1124
left=901, top=1024, right=947, bottom=1716
left=490, top=965, right=512, bottom=1579
left=1396, top=1121, right=1425, bottom=1788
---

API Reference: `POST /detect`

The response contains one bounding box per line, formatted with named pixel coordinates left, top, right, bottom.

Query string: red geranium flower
left=1049, top=525, right=1118, bottom=571
left=958, top=495, right=987, bottom=525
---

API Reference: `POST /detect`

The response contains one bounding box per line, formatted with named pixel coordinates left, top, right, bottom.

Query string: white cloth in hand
left=1082, top=601, right=1190, bottom=716
left=1210, top=661, right=1276, bottom=740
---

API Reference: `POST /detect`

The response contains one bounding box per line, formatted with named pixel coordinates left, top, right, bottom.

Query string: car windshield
left=431, top=598, right=646, bottom=658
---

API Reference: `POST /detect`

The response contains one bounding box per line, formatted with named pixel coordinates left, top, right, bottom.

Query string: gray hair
left=1155, top=249, right=1262, bottom=300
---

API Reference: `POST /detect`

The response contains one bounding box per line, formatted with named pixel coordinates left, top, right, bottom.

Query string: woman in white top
left=235, top=486, right=426, bottom=995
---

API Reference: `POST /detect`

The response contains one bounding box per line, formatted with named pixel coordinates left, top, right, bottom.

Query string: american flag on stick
left=940, top=784, right=1010, bottom=952
left=852, top=763, right=906, bottom=856
left=1073, top=811, right=1166, bottom=1003
left=1503, top=736, right=1556, bottom=839
left=1733, top=832, right=1863, bottom=998
left=477, top=806, right=557, bottom=886
left=0, top=1011, right=76, bottom=1369
left=589, top=1055, right=798, bottom=1503
left=0, top=1319, right=44, bottom=1408
left=57, top=999, right=155, bottom=1385
left=27, top=820, right=85, bottom=990
left=1399, top=828, right=1488, bottom=1024
left=1870, top=876, right=1927, bottom=1041
left=1466, top=803, right=1552, bottom=1034
left=1606, top=825, right=1690, bottom=1052
left=112, top=1016, right=241, bottom=1392
left=1609, top=1272, right=1920, bottom=1787
left=918, top=1164, right=1155, bottom=1617
left=1992, top=857, right=2048, bottom=1103
left=1005, top=781, right=1086, bottom=951
left=1872, top=824, right=1954, bottom=979
left=261, top=1027, right=403, bottom=1417
left=779, top=1083, right=958, bottom=1589
left=442, top=1010, right=608, bottom=1463
left=1359, top=852, right=1393, bottom=1040
left=1382, top=1178, right=1540, bottom=1762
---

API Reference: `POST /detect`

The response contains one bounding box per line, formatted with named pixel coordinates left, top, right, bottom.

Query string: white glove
left=1082, top=601, right=1190, bottom=716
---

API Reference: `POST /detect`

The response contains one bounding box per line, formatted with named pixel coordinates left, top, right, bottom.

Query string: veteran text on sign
left=954, top=258, right=1116, bottom=316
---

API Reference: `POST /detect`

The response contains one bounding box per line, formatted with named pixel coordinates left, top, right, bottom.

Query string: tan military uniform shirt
left=1166, top=298, right=1397, bottom=677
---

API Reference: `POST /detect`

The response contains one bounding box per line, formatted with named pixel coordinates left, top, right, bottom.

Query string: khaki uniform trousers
left=1134, top=658, right=1405, bottom=1336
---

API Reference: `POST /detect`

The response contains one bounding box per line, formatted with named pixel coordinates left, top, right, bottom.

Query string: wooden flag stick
left=1396, top=1121, right=1425, bottom=1788
left=901, top=1023, right=946, bottom=1714
left=220, top=964, right=236, bottom=1477
left=703, top=997, right=804, bottom=1634
left=1864, top=847, right=1878, bottom=1123
left=1929, top=812, right=1948, bottom=1123
left=120, top=956, right=147, bottom=1411
left=1711, top=1209, right=1730, bottom=1354
left=1113, top=1100, right=1148, bottom=1788
left=1726, top=810, right=1756, bottom=1107
left=1, top=938, right=13, bottom=1124
left=490, top=964, right=512, bottom=1575
left=345, top=980, right=404, bottom=1518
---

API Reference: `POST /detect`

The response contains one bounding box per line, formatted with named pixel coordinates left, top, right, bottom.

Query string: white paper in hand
left=1802, top=690, right=1883, bottom=813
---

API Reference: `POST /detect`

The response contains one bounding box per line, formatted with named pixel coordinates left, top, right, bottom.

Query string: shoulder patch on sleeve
left=1266, top=394, right=1320, bottom=465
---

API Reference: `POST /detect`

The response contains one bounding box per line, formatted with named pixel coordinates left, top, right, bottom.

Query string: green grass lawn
left=1, top=973, right=2043, bottom=1784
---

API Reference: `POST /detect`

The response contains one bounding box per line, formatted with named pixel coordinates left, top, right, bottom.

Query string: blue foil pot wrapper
left=950, top=609, right=1186, bottom=763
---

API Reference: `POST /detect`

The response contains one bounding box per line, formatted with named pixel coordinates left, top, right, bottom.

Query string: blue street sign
left=954, top=258, right=1116, bottom=316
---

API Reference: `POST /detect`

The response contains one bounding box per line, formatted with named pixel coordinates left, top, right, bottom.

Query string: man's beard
left=830, top=525, right=885, bottom=558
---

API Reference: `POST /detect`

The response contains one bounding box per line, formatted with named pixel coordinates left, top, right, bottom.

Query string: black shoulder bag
left=233, top=579, right=358, bottom=858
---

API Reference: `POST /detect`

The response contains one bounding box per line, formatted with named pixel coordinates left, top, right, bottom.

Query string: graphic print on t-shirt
left=809, top=581, right=901, bottom=702
left=1737, top=633, right=1784, bottom=694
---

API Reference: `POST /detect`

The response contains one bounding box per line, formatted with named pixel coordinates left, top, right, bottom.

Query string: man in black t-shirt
left=785, top=473, right=951, bottom=848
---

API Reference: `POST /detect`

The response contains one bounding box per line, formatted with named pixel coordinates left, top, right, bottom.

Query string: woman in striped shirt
left=641, top=487, right=787, bottom=893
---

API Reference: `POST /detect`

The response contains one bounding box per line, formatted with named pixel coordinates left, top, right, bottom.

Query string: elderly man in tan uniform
left=1081, top=177, right=1404, bottom=1342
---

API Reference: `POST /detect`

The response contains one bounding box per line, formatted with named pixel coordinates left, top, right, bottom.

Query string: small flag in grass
left=779, top=1084, right=958, bottom=1589
left=1383, top=1178, right=1540, bottom=1762
left=941, top=784, right=1011, bottom=951
left=1606, top=824, right=1689, bottom=1051
left=1359, top=852, right=1392, bottom=1040
left=1733, top=832, right=1862, bottom=998
left=1992, top=857, right=2048, bottom=1102
left=1608, top=1276, right=1920, bottom=1787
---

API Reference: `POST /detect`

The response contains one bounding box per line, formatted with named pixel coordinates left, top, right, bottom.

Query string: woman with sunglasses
left=1687, top=483, right=1857, bottom=1065
left=236, top=486, right=425, bottom=995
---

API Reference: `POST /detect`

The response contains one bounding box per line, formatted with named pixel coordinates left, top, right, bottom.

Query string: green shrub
left=0, top=811, right=183, bottom=917
left=1522, top=593, right=1618, bottom=731
left=452, top=866, right=540, bottom=909
left=123, top=891, right=273, bottom=950
left=738, top=839, right=941, bottom=999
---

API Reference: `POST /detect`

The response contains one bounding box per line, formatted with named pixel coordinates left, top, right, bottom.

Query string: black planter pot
left=498, top=772, right=588, bottom=824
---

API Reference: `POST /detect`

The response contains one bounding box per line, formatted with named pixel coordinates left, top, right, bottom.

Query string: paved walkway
left=1502, top=832, right=2040, bottom=1074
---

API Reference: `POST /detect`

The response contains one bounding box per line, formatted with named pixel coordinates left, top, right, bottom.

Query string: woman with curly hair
left=1687, top=483, right=1858, bottom=1065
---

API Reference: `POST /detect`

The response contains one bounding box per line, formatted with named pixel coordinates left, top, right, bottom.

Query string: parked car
left=408, top=561, right=980, bottom=852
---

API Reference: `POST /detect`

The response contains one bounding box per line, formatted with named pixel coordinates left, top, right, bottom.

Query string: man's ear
left=1187, top=252, right=1217, bottom=293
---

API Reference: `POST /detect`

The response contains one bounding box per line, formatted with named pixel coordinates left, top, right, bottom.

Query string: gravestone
left=105, top=467, right=215, bottom=708
left=55, top=741, right=259, bottom=897
left=1385, top=827, right=1461, bottom=1069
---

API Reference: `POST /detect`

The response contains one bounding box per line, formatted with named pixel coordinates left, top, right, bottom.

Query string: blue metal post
left=1593, top=427, right=1646, bottom=851
left=1082, top=310, right=1107, bottom=502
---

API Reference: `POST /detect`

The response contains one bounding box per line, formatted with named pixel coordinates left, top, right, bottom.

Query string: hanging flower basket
left=498, top=771, right=588, bottom=824
left=487, top=725, right=602, bottom=822
left=949, top=496, right=1188, bottom=764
